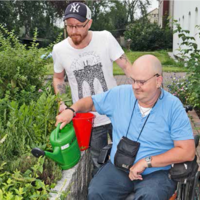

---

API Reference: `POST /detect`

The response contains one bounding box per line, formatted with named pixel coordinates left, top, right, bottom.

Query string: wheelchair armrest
left=98, top=143, right=113, bottom=164
left=184, top=105, right=193, bottom=113
left=194, top=134, right=199, bottom=148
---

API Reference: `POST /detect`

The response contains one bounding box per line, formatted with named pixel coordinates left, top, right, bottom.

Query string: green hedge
left=124, top=20, right=173, bottom=51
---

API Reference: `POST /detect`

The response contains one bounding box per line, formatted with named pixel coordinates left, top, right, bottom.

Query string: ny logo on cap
left=70, top=3, right=80, bottom=13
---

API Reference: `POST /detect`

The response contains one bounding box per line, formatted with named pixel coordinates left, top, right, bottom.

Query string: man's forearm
left=71, top=97, right=96, bottom=113
left=53, top=74, right=65, bottom=95
left=150, top=140, right=195, bottom=168
left=129, top=139, right=195, bottom=180
left=115, top=54, right=132, bottom=76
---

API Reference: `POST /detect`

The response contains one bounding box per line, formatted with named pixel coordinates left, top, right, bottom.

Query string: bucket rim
left=73, top=112, right=95, bottom=120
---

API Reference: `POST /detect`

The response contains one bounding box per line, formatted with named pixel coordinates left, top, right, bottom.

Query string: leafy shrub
left=0, top=26, right=74, bottom=199
left=5, top=154, right=62, bottom=186
left=167, top=74, right=190, bottom=105
left=0, top=157, right=52, bottom=200
left=0, top=87, right=58, bottom=160
left=0, top=25, right=51, bottom=104
left=0, top=82, right=72, bottom=160
left=124, top=20, right=173, bottom=51
left=173, top=21, right=200, bottom=108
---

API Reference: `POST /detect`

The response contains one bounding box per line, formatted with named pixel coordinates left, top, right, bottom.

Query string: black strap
left=126, top=97, right=159, bottom=141
left=136, top=112, right=151, bottom=141
left=65, top=107, right=76, bottom=116
left=126, top=100, right=137, bottom=138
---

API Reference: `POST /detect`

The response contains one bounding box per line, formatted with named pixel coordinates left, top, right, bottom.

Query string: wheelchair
left=97, top=105, right=200, bottom=200
left=171, top=105, right=200, bottom=200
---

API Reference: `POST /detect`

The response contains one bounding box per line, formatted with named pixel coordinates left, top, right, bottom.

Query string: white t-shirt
left=52, top=30, right=124, bottom=127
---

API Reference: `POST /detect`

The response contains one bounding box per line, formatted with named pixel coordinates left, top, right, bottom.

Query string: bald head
left=132, top=55, right=162, bottom=76
left=130, top=55, right=163, bottom=107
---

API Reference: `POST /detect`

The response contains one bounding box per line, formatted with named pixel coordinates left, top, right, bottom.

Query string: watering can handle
left=55, top=123, right=61, bottom=140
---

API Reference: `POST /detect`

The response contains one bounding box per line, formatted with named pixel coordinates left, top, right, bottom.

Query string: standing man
left=52, top=2, right=131, bottom=169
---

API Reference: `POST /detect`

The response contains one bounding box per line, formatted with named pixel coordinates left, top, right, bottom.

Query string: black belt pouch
left=114, top=136, right=140, bottom=171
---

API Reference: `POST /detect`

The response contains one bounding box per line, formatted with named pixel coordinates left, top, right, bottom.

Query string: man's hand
left=129, top=159, right=147, bottom=181
left=55, top=109, right=74, bottom=129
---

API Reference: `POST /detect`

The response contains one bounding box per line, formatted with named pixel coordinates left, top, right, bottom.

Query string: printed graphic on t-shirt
left=71, top=51, right=108, bottom=99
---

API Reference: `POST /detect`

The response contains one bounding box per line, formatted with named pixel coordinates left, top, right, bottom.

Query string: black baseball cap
left=63, top=2, right=91, bottom=22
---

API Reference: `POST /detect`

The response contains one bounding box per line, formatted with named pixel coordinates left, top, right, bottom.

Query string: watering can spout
left=45, top=147, right=64, bottom=165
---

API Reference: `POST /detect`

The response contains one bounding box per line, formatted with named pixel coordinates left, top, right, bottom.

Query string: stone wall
left=50, top=150, right=93, bottom=200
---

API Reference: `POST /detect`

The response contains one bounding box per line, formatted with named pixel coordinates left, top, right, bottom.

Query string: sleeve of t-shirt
left=52, top=45, right=64, bottom=73
left=92, top=86, right=119, bottom=118
left=105, top=31, right=124, bottom=62
left=170, top=99, right=194, bottom=141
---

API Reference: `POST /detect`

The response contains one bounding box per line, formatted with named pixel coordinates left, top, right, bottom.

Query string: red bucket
left=72, top=113, right=95, bottom=151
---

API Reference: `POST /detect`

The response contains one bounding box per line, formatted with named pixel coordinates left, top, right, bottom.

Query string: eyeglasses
left=65, top=20, right=89, bottom=30
left=128, top=74, right=160, bottom=87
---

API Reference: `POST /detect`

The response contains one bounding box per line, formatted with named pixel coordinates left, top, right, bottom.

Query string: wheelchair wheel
left=193, top=178, right=200, bottom=200
left=193, top=172, right=200, bottom=200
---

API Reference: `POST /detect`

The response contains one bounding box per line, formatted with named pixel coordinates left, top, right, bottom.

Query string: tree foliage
left=124, top=0, right=150, bottom=23
left=0, top=0, right=153, bottom=43
left=0, top=1, right=64, bottom=44
left=0, top=1, right=20, bottom=34
left=124, top=19, right=173, bottom=51
left=49, top=0, right=127, bottom=36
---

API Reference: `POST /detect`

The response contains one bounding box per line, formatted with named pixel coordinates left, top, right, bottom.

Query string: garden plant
left=0, top=26, right=72, bottom=199
left=167, top=21, right=200, bottom=109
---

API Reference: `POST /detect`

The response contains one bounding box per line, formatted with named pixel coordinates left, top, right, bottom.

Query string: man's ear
left=157, top=75, right=163, bottom=88
left=88, top=19, right=93, bottom=29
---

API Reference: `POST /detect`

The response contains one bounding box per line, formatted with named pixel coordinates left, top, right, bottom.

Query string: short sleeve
left=92, top=86, right=119, bottom=117
left=105, top=31, right=124, bottom=62
left=52, top=45, right=64, bottom=73
left=170, top=100, right=193, bottom=140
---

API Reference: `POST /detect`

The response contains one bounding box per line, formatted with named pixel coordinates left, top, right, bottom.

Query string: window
left=194, top=7, right=199, bottom=46
left=188, top=12, right=191, bottom=31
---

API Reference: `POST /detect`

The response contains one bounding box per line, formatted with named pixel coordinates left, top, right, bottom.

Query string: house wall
left=168, top=0, right=174, bottom=28
left=147, top=8, right=159, bottom=24
left=173, top=1, right=200, bottom=56
left=158, top=0, right=164, bottom=27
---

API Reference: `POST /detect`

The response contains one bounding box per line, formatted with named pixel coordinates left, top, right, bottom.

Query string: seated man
left=55, top=55, right=195, bottom=200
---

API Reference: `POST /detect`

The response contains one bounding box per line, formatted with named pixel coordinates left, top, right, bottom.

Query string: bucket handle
left=87, top=115, right=95, bottom=125
left=87, top=119, right=94, bottom=125
left=55, top=123, right=61, bottom=140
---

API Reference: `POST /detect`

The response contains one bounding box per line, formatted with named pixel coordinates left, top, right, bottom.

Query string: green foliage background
left=0, top=26, right=52, bottom=103
left=168, top=21, right=200, bottom=108
left=0, top=27, right=67, bottom=199
left=124, top=20, right=173, bottom=51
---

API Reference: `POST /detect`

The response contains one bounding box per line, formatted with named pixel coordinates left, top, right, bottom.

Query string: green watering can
left=32, top=122, right=81, bottom=170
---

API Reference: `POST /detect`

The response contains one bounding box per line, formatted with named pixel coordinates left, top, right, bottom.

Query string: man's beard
left=69, top=32, right=88, bottom=46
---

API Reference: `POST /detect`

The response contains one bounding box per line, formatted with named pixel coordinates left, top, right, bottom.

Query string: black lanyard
left=126, top=99, right=158, bottom=141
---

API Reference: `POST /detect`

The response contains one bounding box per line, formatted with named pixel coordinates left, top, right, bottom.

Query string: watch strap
left=145, top=156, right=152, bottom=168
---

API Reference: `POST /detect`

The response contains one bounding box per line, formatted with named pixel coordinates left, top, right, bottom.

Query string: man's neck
left=70, top=31, right=92, bottom=49
left=138, top=89, right=161, bottom=108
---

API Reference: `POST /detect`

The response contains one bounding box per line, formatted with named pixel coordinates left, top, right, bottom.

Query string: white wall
left=169, top=0, right=174, bottom=28
left=173, top=1, right=200, bottom=56
left=158, top=0, right=164, bottom=27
